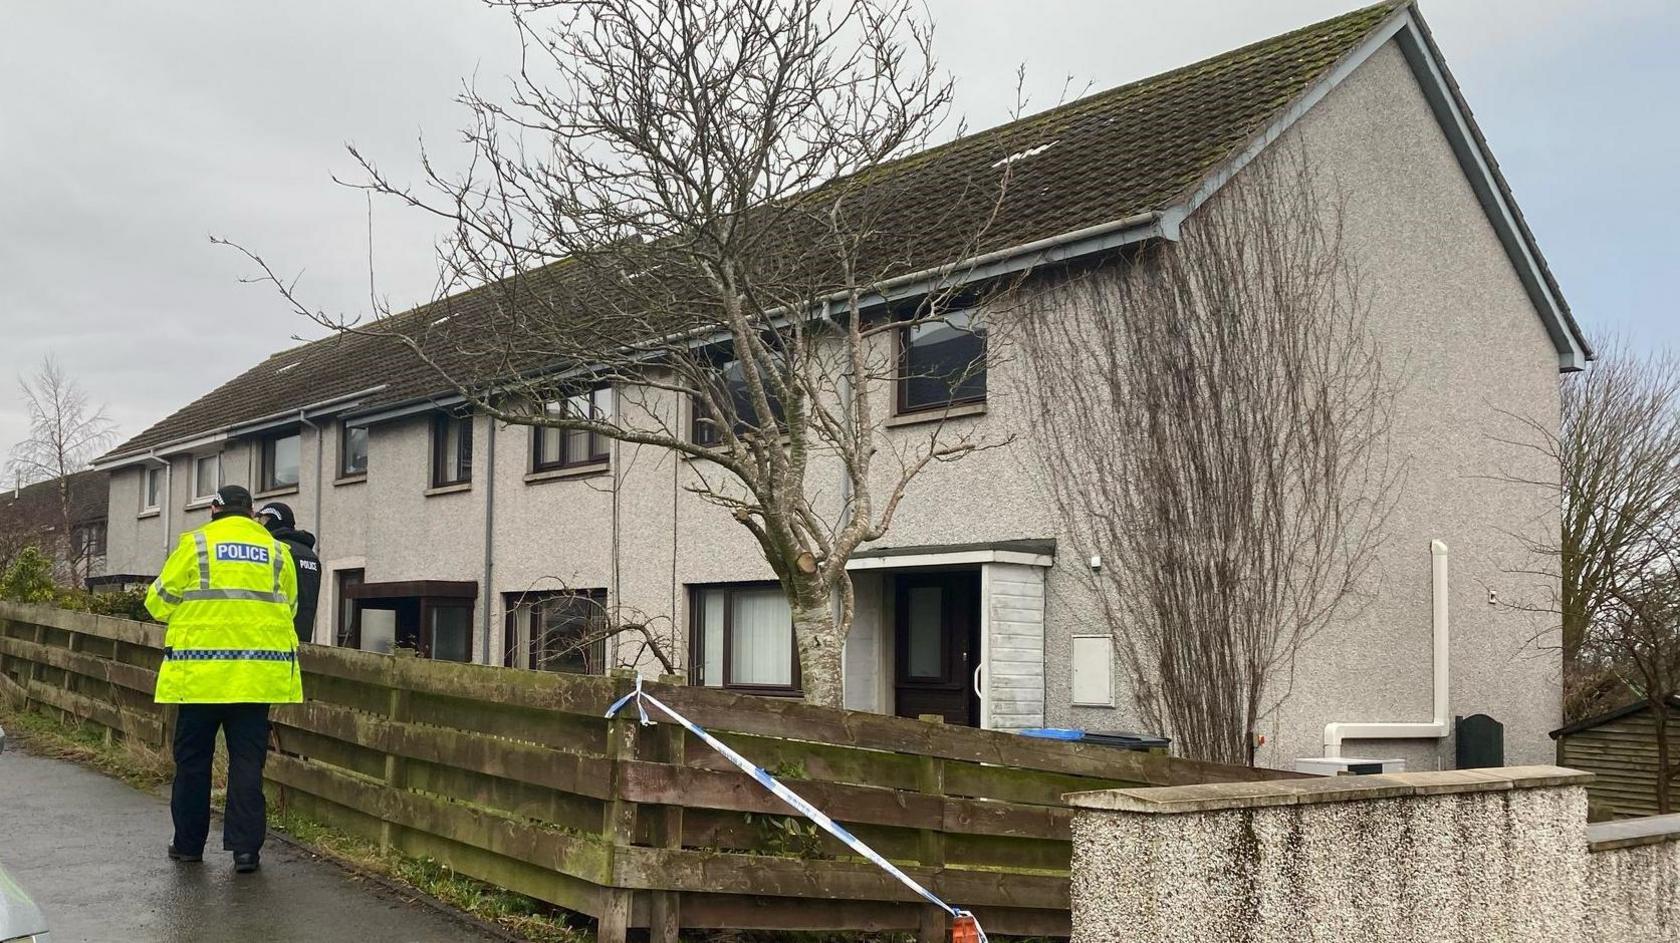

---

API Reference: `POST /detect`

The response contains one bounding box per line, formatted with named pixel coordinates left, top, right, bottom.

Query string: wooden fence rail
left=0, top=601, right=1297, bottom=939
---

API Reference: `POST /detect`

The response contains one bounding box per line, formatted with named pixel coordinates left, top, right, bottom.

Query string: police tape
left=605, top=677, right=988, bottom=942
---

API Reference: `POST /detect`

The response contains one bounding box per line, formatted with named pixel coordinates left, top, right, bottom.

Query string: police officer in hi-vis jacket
left=145, top=484, right=303, bottom=873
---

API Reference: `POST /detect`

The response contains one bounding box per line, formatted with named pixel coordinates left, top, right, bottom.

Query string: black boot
left=233, top=851, right=260, bottom=874
left=167, top=844, right=203, bottom=863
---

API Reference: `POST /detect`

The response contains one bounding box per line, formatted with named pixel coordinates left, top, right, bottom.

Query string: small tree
left=229, top=0, right=1030, bottom=705
left=1498, top=341, right=1680, bottom=720
left=6, top=356, right=116, bottom=588
left=0, top=547, right=58, bottom=604
left=1015, top=149, right=1398, bottom=764
left=1596, top=579, right=1680, bottom=812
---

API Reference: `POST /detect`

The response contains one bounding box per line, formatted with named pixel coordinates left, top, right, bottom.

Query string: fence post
left=24, top=622, right=47, bottom=716
left=599, top=669, right=640, bottom=943
left=916, top=717, right=948, bottom=943
left=648, top=673, right=687, bottom=943
left=378, top=649, right=415, bottom=851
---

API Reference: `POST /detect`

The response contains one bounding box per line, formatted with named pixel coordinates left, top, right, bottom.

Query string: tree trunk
left=1656, top=697, right=1672, bottom=815
left=792, top=598, right=845, bottom=709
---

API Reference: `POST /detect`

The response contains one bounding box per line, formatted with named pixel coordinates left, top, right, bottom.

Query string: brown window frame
left=74, top=521, right=108, bottom=557
left=335, top=568, right=365, bottom=648
left=340, top=422, right=369, bottom=479
left=688, top=581, right=802, bottom=696
left=422, top=599, right=475, bottom=662
left=430, top=413, right=473, bottom=488
left=532, top=388, right=611, bottom=472
left=503, top=588, right=609, bottom=674
left=689, top=343, right=787, bottom=446
left=895, top=308, right=988, bottom=416
left=260, top=431, right=302, bottom=492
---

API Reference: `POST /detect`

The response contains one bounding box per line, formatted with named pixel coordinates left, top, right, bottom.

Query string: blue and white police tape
left=605, top=676, right=988, bottom=941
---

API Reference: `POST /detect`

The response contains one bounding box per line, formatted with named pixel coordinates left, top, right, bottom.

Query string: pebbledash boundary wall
left=1067, top=767, right=1680, bottom=943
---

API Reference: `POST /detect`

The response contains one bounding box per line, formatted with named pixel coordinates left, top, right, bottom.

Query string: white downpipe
left=1323, top=540, right=1450, bottom=758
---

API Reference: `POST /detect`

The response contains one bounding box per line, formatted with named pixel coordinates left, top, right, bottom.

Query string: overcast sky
left=1, top=1, right=1675, bottom=462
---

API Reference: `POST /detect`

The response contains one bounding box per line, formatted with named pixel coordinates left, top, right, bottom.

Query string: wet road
left=0, top=745, right=506, bottom=943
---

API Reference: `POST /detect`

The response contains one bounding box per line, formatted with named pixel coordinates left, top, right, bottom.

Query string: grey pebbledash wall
left=1066, top=768, right=1680, bottom=943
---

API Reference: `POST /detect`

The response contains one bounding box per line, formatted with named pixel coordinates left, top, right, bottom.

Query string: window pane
left=695, top=349, right=782, bottom=444
left=429, top=606, right=472, bottom=662
left=436, top=416, right=471, bottom=483
left=266, top=434, right=300, bottom=489
left=194, top=457, right=218, bottom=497
left=904, top=310, right=986, bottom=410
left=906, top=586, right=945, bottom=679
left=531, top=595, right=595, bottom=674
left=563, top=391, right=591, bottom=463
left=730, top=589, right=793, bottom=687
left=535, top=428, right=562, bottom=467
left=361, top=608, right=396, bottom=654
left=342, top=426, right=369, bottom=476
left=144, top=468, right=161, bottom=508
left=336, top=571, right=363, bottom=647
left=701, top=590, right=725, bottom=687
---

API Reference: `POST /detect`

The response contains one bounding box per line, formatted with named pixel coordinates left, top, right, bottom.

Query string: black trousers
left=171, top=703, right=270, bottom=856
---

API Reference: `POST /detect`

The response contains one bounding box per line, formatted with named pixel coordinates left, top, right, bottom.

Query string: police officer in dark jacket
left=256, top=502, right=320, bottom=644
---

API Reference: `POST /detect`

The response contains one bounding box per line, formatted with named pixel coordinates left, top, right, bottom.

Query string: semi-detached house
left=96, top=2, right=1590, bottom=770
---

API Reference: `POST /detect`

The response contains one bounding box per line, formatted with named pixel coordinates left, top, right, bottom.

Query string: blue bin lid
left=1017, top=727, right=1085, bottom=740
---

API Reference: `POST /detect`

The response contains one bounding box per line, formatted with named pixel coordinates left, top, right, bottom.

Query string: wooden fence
left=0, top=601, right=1297, bottom=940
left=1554, top=700, right=1680, bottom=819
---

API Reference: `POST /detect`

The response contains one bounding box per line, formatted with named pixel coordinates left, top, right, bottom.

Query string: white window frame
left=192, top=454, right=221, bottom=502
left=140, top=466, right=164, bottom=514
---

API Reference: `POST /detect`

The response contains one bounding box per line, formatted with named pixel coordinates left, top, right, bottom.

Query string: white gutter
left=1323, top=540, right=1450, bottom=758
left=94, top=385, right=387, bottom=472
left=348, top=211, right=1179, bottom=426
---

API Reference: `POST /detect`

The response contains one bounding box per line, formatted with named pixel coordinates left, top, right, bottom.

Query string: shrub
left=0, top=547, right=57, bottom=603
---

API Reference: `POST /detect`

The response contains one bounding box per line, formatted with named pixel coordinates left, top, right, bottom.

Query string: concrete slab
left=0, top=744, right=506, bottom=943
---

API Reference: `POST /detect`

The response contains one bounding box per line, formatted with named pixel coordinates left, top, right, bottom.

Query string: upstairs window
left=74, top=521, right=107, bottom=557
left=898, top=308, right=987, bottom=413
left=691, top=346, right=785, bottom=446
left=340, top=424, right=369, bottom=478
left=261, top=432, right=301, bottom=492
left=141, top=466, right=163, bottom=512
left=533, top=388, right=611, bottom=472
left=431, top=414, right=473, bottom=488
left=192, top=455, right=220, bottom=502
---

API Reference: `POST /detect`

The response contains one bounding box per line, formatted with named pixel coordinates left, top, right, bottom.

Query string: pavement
left=0, top=744, right=507, bottom=943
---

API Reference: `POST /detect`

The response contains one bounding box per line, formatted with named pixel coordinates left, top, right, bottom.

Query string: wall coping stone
left=1065, top=765, right=1594, bottom=814
left=1586, top=813, right=1680, bottom=853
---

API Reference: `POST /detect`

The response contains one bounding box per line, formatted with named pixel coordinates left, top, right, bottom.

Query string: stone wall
left=1067, top=768, right=1680, bottom=943
left=1585, top=814, right=1680, bottom=943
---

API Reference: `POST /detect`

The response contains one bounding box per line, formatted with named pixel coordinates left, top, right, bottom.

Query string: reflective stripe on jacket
left=145, top=514, right=303, bottom=704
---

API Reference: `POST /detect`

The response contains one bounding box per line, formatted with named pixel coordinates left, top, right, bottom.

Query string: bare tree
left=1591, top=578, right=1680, bottom=812
left=6, top=356, right=116, bottom=588
left=227, top=0, right=1033, bottom=706
left=1015, top=150, right=1398, bottom=765
left=1495, top=341, right=1680, bottom=720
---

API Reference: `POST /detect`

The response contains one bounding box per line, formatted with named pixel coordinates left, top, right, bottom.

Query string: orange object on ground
left=951, top=913, right=982, bottom=943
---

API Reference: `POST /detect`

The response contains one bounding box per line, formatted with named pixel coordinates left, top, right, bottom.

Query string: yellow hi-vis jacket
left=145, top=514, right=304, bottom=704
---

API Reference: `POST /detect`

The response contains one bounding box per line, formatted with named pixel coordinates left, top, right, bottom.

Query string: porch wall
left=984, top=562, right=1046, bottom=731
